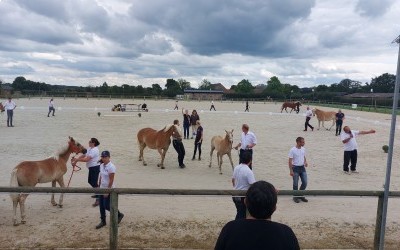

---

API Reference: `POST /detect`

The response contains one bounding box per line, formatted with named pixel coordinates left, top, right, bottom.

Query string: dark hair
left=242, top=124, right=249, bottom=130
left=91, top=138, right=100, bottom=147
left=173, top=119, right=179, bottom=125
left=296, top=137, right=304, bottom=143
left=245, top=181, right=277, bottom=219
left=241, top=151, right=252, bottom=164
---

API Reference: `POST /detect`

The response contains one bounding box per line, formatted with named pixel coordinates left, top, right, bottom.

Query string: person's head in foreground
left=245, top=180, right=277, bottom=219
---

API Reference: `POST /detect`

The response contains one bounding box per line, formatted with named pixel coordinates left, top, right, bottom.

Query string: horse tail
left=10, top=168, right=20, bottom=201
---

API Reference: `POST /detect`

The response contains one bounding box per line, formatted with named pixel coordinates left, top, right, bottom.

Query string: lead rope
left=67, top=154, right=81, bottom=187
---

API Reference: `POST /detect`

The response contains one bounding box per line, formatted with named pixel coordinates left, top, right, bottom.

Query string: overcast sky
left=0, top=0, right=399, bottom=89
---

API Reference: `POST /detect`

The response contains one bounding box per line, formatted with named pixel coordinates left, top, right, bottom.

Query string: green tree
left=265, top=76, right=283, bottom=92
left=164, top=78, right=181, bottom=97
left=369, top=73, right=396, bottom=93
left=151, top=84, right=163, bottom=95
left=177, top=78, right=191, bottom=91
left=198, top=79, right=212, bottom=90
left=235, top=79, right=253, bottom=94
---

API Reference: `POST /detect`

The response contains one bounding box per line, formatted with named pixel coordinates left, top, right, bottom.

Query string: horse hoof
left=143, top=163, right=147, bottom=166
left=58, top=204, right=63, bottom=208
left=21, top=220, right=26, bottom=224
left=13, top=222, right=19, bottom=226
left=52, top=203, right=58, bottom=206
left=161, top=166, right=165, bottom=169
left=219, top=172, right=223, bottom=175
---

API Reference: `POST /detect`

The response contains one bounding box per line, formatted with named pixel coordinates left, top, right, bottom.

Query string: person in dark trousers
left=174, top=100, right=179, bottom=110
left=172, top=119, right=186, bottom=168
left=95, top=150, right=124, bottom=229
left=48, top=98, right=55, bottom=117
left=192, top=120, right=203, bottom=160
left=304, top=106, right=314, bottom=131
left=215, top=181, right=300, bottom=250
left=4, top=97, right=16, bottom=127
left=182, top=108, right=191, bottom=139
left=244, top=100, right=249, bottom=112
left=231, top=151, right=255, bottom=220
left=341, top=126, right=375, bottom=174
left=210, top=101, right=216, bottom=111
left=234, top=124, right=257, bottom=170
left=335, top=109, right=345, bottom=136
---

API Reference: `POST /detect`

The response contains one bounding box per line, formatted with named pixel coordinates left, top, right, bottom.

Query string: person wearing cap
left=48, top=98, right=55, bottom=117
left=215, top=181, right=300, bottom=250
left=3, top=97, right=17, bottom=127
left=234, top=124, right=257, bottom=170
left=335, top=109, right=345, bottom=136
left=192, top=120, right=203, bottom=160
left=71, top=138, right=101, bottom=207
left=95, top=150, right=124, bottom=229
left=172, top=119, right=186, bottom=168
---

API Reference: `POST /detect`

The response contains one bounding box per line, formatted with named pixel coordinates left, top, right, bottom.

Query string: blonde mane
left=163, top=124, right=175, bottom=132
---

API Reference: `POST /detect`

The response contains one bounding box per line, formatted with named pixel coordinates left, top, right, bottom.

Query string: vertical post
left=379, top=35, right=400, bottom=250
left=374, top=193, right=384, bottom=250
left=109, top=191, right=119, bottom=250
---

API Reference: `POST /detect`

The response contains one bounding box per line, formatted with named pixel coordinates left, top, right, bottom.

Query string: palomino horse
left=281, top=101, right=301, bottom=113
left=209, top=129, right=234, bottom=174
left=312, top=108, right=336, bottom=130
left=10, top=137, right=86, bottom=226
left=137, top=124, right=180, bottom=169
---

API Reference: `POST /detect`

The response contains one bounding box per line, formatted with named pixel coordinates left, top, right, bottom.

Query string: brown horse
left=281, top=101, right=301, bottom=113
left=312, top=108, right=336, bottom=130
left=209, top=129, right=234, bottom=174
left=0, top=103, right=4, bottom=112
left=137, top=124, right=180, bottom=169
left=10, top=137, right=86, bottom=226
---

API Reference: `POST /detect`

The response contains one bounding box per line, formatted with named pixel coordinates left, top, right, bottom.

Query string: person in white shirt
left=341, top=126, right=375, bottom=174
left=71, top=138, right=101, bottom=206
left=95, top=150, right=124, bottom=229
left=4, top=97, right=16, bottom=127
left=48, top=98, right=55, bottom=117
left=288, top=137, right=308, bottom=203
left=210, top=100, right=216, bottom=111
left=304, top=106, right=314, bottom=131
left=232, top=151, right=256, bottom=220
left=234, top=124, right=257, bottom=169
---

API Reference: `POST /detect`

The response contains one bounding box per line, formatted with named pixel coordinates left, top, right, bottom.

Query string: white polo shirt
left=86, top=147, right=100, bottom=168
left=305, top=109, right=313, bottom=118
left=100, top=162, right=116, bottom=188
left=341, top=130, right=359, bottom=151
left=4, top=100, right=16, bottom=110
left=240, top=131, right=257, bottom=150
left=288, top=146, right=306, bottom=166
left=232, top=164, right=256, bottom=190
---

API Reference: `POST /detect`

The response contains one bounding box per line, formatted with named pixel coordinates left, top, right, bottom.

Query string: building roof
left=184, top=89, right=224, bottom=94
left=344, top=93, right=394, bottom=98
left=210, top=83, right=227, bottom=91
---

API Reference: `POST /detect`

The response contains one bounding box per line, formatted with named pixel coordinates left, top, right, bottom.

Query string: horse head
left=68, top=136, right=87, bottom=154
left=312, top=108, right=316, bottom=116
left=224, top=129, right=234, bottom=145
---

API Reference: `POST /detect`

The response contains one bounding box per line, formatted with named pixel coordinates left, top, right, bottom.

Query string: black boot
left=118, top=213, right=124, bottom=224
left=96, top=219, right=106, bottom=229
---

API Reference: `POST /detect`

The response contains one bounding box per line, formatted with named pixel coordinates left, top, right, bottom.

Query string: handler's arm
left=288, top=158, right=294, bottom=176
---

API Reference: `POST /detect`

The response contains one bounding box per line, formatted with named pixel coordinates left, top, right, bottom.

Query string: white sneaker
left=344, top=171, right=351, bottom=175
left=351, top=170, right=359, bottom=174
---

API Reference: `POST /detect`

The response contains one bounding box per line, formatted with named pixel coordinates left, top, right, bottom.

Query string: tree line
left=0, top=73, right=396, bottom=100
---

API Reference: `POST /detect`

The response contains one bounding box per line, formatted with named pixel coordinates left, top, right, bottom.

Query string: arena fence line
left=1, top=186, right=399, bottom=250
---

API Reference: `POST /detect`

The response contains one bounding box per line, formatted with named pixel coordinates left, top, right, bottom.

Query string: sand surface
left=1, top=98, right=400, bottom=249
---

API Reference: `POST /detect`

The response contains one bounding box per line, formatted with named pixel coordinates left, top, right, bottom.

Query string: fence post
left=110, top=191, right=119, bottom=250
left=374, top=193, right=384, bottom=250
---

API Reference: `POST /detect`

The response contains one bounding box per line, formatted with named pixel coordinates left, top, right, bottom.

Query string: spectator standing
left=182, top=108, right=191, bottom=139
left=210, top=100, right=216, bottom=111
left=335, top=109, right=345, bottom=136
left=234, top=124, right=257, bottom=170
left=192, top=120, right=203, bottom=160
left=288, top=137, right=308, bottom=203
left=190, top=110, right=200, bottom=139
left=244, top=100, right=249, bottom=112
left=71, top=138, right=101, bottom=207
left=172, top=119, right=186, bottom=168
left=95, top=150, right=124, bottom=229
left=231, top=151, right=255, bottom=220
left=215, top=181, right=300, bottom=250
left=174, top=100, right=179, bottom=110
left=48, top=98, right=55, bottom=117
left=341, top=126, right=375, bottom=174
left=304, top=106, right=314, bottom=131
left=4, top=97, right=16, bottom=127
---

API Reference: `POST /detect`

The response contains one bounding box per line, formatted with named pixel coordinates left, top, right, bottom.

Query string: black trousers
left=48, top=107, right=55, bottom=116
left=210, top=105, right=216, bottom=111
left=305, top=117, right=313, bottom=130
left=336, top=120, right=343, bottom=135
left=343, top=150, right=357, bottom=172
left=7, top=110, right=13, bottom=126
left=239, top=149, right=253, bottom=170
left=173, top=140, right=185, bottom=166
left=193, top=141, right=202, bottom=158
left=88, top=166, right=100, bottom=188
left=232, top=197, right=246, bottom=220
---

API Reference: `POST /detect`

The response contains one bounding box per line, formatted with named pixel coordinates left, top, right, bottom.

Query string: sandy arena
left=1, top=98, right=400, bottom=249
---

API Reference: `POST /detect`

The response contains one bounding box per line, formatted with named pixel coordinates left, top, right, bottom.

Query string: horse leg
left=51, top=180, right=57, bottom=206
left=157, top=148, right=165, bottom=169
left=12, top=195, right=19, bottom=226
left=209, top=147, right=215, bottom=168
left=140, top=144, right=147, bottom=166
left=20, top=194, right=29, bottom=224
left=317, top=120, right=321, bottom=130
left=227, top=152, right=234, bottom=170
left=328, top=120, right=335, bottom=131
left=218, top=153, right=223, bottom=175
left=57, top=177, right=65, bottom=208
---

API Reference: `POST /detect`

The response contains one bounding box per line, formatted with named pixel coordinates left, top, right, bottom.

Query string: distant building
left=0, top=84, right=13, bottom=97
left=184, top=89, right=224, bottom=100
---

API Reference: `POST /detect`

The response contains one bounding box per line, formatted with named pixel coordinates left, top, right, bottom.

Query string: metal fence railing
left=1, top=187, right=399, bottom=249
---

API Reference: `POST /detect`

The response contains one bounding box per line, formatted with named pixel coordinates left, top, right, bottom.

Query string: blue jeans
left=99, top=194, right=122, bottom=221
left=292, top=165, right=307, bottom=196
left=232, top=197, right=246, bottom=220
left=183, top=124, right=190, bottom=139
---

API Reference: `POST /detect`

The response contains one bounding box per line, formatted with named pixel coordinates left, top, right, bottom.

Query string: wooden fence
left=1, top=187, right=399, bottom=250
